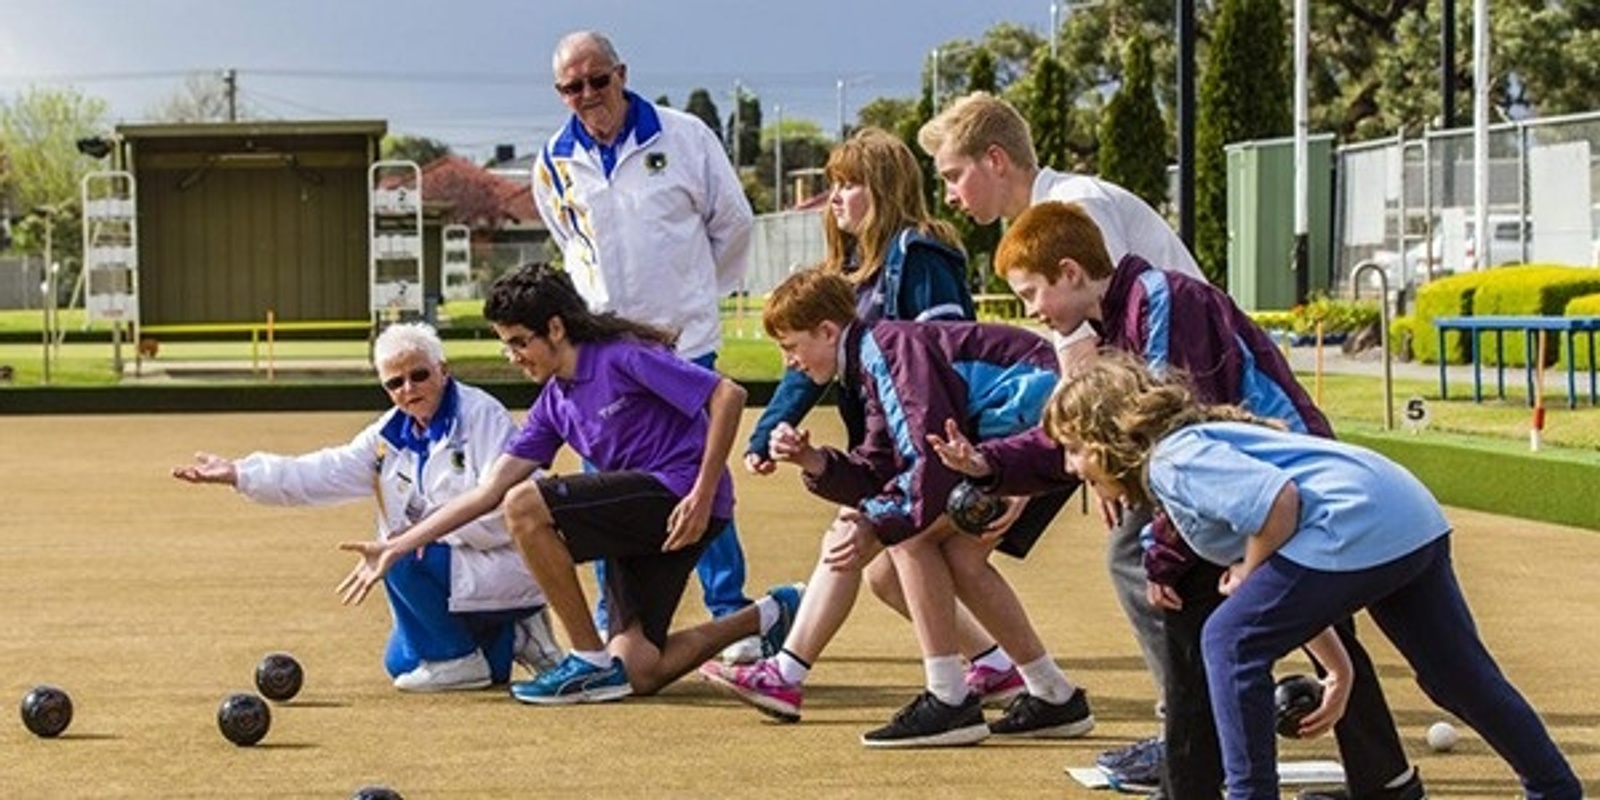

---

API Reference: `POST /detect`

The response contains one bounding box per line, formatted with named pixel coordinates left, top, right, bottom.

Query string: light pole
left=32, top=204, right=63, bottom=385
left=773, top=104, right=784, bottom=210
left=836, top=75, right=869, bottom=141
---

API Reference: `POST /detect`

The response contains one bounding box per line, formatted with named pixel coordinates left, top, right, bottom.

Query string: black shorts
left=536, top=471, right=723, bottom=650
left=995, top=483, right=1080, bottom=559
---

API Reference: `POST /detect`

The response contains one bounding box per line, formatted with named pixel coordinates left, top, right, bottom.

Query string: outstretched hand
left=336, top=540, right=403, bottom=606
left=926, top=419, right=991, bottom=478
left=171, top=451, right=238, bottom=486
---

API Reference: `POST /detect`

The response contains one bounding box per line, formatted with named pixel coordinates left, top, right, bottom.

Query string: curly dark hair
left=484, top=262, right=677, bottom=348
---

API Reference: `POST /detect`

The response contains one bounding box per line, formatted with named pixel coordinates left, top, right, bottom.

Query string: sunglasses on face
left=382, top=367, right=432, bottom=392
left=555, top=67, right=619, bottom=98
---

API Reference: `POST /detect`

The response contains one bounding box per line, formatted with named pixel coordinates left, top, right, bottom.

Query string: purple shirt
left=504, top=337, right=735, bottom=518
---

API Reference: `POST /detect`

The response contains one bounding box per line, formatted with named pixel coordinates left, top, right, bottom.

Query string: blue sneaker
left=761, top=583, right=804, bottom=658
left=509, top=654, right=631, bottom=705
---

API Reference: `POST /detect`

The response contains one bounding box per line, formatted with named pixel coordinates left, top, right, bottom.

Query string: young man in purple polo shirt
left=338, top=263, right=800, bottom=704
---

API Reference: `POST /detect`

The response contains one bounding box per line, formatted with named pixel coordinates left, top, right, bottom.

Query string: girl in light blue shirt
left=1043, top=357, right=1581, bottom=800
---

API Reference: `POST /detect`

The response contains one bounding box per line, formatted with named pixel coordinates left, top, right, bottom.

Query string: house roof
left=381, top=155, right=539, bottom=229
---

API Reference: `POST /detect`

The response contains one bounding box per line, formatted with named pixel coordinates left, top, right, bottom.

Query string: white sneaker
left=720, top=635, right=763, bottom=666
left=393, top=651, right=492, bottom=692
left=513, top=608, right=563, bottom=675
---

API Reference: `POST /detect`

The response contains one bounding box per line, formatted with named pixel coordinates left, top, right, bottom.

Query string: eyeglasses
left=500, top=334, right=536, bottom=358
left=555, top=66, right=620, bottom=97
left=381, top=367, right=432, bottom=391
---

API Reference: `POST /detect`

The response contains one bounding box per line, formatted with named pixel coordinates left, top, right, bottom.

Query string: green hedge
left=1567, top=293, right=1600, bottom=371
left=1412, top=265, right=1600, bottom=366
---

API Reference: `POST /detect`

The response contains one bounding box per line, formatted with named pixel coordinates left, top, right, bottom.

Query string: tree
left=684, top=89, right=724, bottom=145
left=0, top=86, right=109, bottom=281
left=148, top=71, right=249, bottom=123
left=1099, top=35, right=1169, bottom=209
left=755, top=118, right=830, bottom=210
left=1015, top=51, right=1077, bottom=170
left=1195, top=0, right=1291, bottom=288
left=951, top=49, right=1002, bottom=284
left=382, top=135, right=452, bottom=167
left=727, top=90, right=761, bottom=169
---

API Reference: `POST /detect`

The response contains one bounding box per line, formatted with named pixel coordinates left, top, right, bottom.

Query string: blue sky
left=0, top=0, right=1051, bottom=162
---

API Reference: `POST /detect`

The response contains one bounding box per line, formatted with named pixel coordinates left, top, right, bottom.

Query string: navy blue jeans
left=1201, top=536, right=1581, bottom=800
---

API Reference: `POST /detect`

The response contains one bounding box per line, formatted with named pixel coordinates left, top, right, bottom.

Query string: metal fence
left=0, top=255, right=43, bottom=310
left=1335, top=111, right=1600, bottom=310
left=745, top=209, right=825, bottom=298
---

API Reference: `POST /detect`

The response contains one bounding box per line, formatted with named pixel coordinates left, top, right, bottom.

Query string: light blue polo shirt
left=505, top=337, right=735, bottom=519
left=1148, top=422, right=1450, bottom=572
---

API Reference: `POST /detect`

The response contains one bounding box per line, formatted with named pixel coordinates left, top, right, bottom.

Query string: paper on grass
left=1066, top=761, right=1344, bottom=792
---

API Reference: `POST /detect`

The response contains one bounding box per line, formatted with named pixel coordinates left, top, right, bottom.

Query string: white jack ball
left=1426, top=721, right=1460, bottom=752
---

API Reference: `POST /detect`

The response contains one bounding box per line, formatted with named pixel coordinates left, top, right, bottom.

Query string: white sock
left=971, top=644, right=1014, bottom=672
left=1018, top=655, right=1074, bottom=705
left=572, top=648, right=611, bottom=669
left=755, top=594, right=779, bottom=634
left=925, top=654, right=968, bottom=706
left=774, top=650, right=810, bottom=686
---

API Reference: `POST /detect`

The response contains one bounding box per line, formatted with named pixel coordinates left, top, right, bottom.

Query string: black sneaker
left=860, top=691, right=990, bottom=748
left=989, top=687, right=1094, bottom=738
left=1296, top=769, right=1426, bottom=800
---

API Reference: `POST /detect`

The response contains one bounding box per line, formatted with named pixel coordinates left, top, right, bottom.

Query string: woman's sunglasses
left=382, top=368, right=432, bottom=391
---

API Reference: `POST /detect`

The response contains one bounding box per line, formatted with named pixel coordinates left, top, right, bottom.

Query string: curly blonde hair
left=1042, top=354, right=1276, bottom=507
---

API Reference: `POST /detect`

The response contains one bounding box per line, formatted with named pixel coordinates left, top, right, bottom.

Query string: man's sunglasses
left=555, top=67, right=619, bottom=98
left=382, top=368, right=432, bottom=391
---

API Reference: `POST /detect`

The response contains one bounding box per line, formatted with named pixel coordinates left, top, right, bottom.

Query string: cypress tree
left=1196, top=0, right=1291, bottom=288
left=1098, top=35, right=1169, bottom=210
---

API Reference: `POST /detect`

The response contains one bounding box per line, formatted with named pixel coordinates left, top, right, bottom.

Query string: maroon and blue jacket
left=978, top=254, right=1332, bottom=583
left=804, top=320, right=1058, bottom=545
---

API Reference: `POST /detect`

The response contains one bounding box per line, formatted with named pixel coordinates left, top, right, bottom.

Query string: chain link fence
left=1336, top=111, right=1600, bottom=312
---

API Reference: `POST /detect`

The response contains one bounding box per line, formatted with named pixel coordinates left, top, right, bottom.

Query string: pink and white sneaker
left=965, top=663, right=1025, bottom=707
left=700, top=658, right=802, bottom=723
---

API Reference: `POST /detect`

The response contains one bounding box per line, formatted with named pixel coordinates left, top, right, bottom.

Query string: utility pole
left=731, top=79, right=743, bottom=168
left=774, top=104, right=784, bottom=210
left=222, top=68, right=238, bottom=122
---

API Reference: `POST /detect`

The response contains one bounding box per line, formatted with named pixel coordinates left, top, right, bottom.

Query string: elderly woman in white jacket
left=173, top=322, right=560, bottom=691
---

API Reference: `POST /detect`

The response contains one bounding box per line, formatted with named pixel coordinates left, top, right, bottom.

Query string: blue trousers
left=1202, top=537, right=1581, bottom=800
left=594, top=351, right=753, bottom=627
left=383, top=543, right=538, bottom=684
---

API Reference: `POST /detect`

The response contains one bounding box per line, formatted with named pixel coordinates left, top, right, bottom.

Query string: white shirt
left=1032, top=168, right=1204, bottom=347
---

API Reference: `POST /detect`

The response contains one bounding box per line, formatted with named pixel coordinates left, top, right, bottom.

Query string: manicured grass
left=3, top=306, right=1596, bottom=456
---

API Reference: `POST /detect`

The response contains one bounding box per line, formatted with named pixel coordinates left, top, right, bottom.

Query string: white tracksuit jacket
left=534, top=92, right=753, bottom=360
left=233, top=380, right=543, bottom=613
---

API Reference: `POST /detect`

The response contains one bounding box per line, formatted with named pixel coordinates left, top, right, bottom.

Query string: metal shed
left=115, top=120, right=385, bottom=325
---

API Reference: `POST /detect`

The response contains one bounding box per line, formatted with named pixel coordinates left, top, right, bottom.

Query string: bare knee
left=865, top=553, right=901, bottom=603
left=503, top=482, right=555, bottom=546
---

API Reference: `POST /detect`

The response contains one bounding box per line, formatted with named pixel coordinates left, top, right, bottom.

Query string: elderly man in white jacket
left=173, top=323, right=559, bottom=692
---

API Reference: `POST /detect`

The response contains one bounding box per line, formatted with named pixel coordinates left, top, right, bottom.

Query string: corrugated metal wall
left=125, top=125, right=380, bottom=324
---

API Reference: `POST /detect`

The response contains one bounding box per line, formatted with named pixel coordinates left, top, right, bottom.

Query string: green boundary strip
left=0, top=384, right=1592, bottom=534
left=1342, top=426, right=1600, bottom=533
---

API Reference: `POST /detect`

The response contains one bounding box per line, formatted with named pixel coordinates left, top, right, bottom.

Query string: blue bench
left=1433, top=315, right=1600, bottom=408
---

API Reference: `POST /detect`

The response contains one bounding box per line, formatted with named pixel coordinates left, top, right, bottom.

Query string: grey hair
left=552, top=30, right=621, bottom=74
left=373, top=322, right=446, bottom=369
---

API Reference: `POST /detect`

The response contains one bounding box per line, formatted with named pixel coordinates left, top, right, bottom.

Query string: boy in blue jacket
left=709, top=267, right=1090, bottom=748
